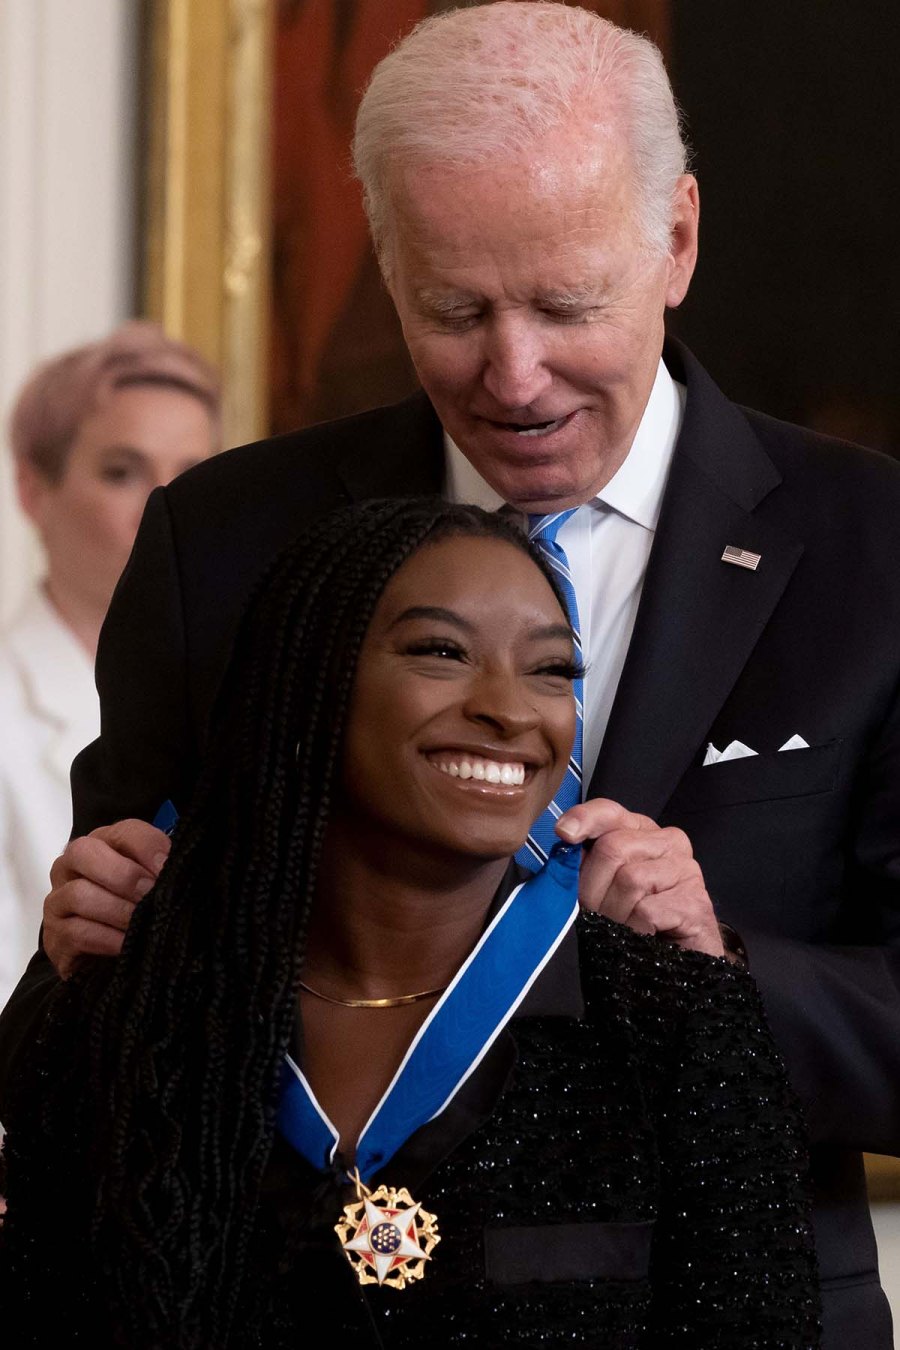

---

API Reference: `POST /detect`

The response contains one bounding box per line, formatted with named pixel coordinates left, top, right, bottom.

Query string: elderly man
left=1, top=5, right=898, bottom=1345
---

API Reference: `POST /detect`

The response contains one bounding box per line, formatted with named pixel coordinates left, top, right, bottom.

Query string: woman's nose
left=461, top=670, right=541, bottom=737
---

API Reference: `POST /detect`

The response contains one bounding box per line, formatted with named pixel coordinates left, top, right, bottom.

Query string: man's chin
left=487, top=475, right=598, bottom=513
left=462, top=434, right=611, bottom=512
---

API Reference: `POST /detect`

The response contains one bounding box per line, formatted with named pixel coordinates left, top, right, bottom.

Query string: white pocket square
left=703, top=733, right=809, bottom=766
left=778, top=733, right=810, bottom=752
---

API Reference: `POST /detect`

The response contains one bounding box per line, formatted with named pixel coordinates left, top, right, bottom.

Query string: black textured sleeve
left=638, top=944, right=821, bottom=1347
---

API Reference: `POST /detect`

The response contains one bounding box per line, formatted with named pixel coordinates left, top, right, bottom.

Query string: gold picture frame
left=866, top=1154, right=900, bottom=1202
left=142, top=0, right=274, bottom=450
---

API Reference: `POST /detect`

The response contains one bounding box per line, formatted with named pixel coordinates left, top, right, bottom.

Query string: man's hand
left=557, top=798, right=725, bottom=958
left=43, top=820, right=172, bottom=978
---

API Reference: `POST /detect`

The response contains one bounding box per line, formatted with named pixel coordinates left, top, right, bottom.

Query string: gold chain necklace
left=298, top=978, right=446, bottom=1009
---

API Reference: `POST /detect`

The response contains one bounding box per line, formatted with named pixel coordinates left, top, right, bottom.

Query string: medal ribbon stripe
left=279, top=1058, right=341, bottom=1170
left=515, top=510, right=585, bottom=872
left=277, top=843, right=582, bottom=1182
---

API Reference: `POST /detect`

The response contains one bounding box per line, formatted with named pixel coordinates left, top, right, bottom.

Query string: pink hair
left=9, top=321, right=221, bottom=481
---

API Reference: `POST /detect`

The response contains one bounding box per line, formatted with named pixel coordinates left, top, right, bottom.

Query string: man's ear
left=665, top=175, right=700, bottom=309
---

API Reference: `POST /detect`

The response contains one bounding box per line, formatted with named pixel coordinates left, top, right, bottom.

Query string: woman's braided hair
left=0, top=496, right=567, bottom=1348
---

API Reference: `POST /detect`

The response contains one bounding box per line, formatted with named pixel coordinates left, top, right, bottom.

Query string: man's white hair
left=352, top=1, right=690, bottom=274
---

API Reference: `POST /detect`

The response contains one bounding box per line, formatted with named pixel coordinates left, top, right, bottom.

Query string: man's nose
left=462, top=669, right=541, bottom=737
left=480, top=320, right=551, bottom=409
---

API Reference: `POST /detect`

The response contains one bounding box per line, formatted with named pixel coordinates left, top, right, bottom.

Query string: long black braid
left=0, top=497, right=569, bottom=1348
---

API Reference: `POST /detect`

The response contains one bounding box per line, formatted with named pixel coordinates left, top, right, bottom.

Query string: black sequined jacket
left=239, top=915, right=821, bottom=1348
left=0, top=915, right=820, bottom=1348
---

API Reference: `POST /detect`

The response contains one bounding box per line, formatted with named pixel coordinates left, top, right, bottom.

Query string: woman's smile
left=425, top=750, right=531, bottom=789
left=339, top=532, right=577, bottom=860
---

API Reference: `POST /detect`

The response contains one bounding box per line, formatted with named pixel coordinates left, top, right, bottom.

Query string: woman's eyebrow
left=387, top=608, right=573, bottom=643
left=529, top=623, right=576, bottom=642
left=98, top=445, right=147, bottom=460
left=387, top=605, right=473, bottom=632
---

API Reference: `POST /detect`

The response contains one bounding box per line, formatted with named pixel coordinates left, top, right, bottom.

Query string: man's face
left=386, top=127, right=698, bottom=512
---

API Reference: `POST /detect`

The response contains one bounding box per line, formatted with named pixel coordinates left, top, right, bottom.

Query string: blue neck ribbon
left=277, top=843, right=581, bottom=1183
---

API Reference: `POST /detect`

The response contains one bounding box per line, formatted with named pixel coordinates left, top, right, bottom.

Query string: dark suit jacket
left=1, top=340, right=898, bottom=1344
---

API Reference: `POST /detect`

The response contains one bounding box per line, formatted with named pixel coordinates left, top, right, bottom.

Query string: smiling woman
left=0, top=498, right=820, bottom=1348
left=337, top=533, right=577, bottom=869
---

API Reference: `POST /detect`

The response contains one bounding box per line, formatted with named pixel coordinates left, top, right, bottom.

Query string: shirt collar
left=444, top=430, right=508, bottom=511
left=443, top=357, right=685, bottom=530
left=597, top=360, right=684, bottom=530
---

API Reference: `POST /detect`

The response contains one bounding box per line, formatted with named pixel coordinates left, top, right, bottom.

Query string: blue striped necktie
left=516, top=510, right=584, bottom=872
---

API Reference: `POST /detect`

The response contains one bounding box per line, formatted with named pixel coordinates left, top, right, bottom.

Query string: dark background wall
left=669, top=0, right=900, bottom=455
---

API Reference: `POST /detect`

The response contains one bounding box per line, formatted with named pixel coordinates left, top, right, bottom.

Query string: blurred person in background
left=0, top=322, right=219, bottom=1010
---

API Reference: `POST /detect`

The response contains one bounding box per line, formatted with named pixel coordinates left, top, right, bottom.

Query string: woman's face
left=21, top=383, right=215, bottom=612
left=340, top=533, right=577, bottom=862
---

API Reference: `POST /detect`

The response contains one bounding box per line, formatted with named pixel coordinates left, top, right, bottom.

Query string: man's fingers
left=569, top=812, right=725, bottom=956
left=600, top=858, right=701, bottom=927
left=57, top=918, right=127, bottom=964
left=46, top=918, right=127, bottom=979
left=623, top=894, right=721, bottom=949
left=601, top=856, right=706, bottom=924
left=43, top=818, right=169, bottom=978
left=50, top=825, right=169, bottom=901
left=44, top=877, right=137, bottom=931
left=556, top=798, right=656, bottom=844
left=51, top=835, right=151, bottom=902
left=43, top=878, right=138, bottom=976
left=92, top=818, right=171, bottom=876
left=576, top=825, right=694, bottom=912
left=602, top=868, right=724, bottom=958
left=630, top=890, right=725, bottom=957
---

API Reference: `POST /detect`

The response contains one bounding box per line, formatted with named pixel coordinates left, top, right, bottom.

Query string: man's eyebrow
left=415, top=291, right=480, bottom=316
left=416, top=287, right=607, bottom=315
left=539, top=286, right=606, bottom=308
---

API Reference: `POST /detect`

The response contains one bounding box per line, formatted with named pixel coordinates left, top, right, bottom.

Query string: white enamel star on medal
left=335, top=1173, right=440, bottom=1289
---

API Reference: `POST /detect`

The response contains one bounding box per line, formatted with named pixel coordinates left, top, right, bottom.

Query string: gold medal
left=335, top=1170, right=440, bottom=1289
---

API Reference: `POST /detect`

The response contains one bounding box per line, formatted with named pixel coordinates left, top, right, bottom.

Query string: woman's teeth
left=434, top=756, right=526, bottom=786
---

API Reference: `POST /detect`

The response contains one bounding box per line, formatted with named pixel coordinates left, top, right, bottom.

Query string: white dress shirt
left=0, top=586, right=98, bottom=1010
left=445, top=359, right=686, bottom=788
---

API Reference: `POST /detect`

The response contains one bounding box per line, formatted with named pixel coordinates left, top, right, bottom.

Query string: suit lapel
left=334, top=390, right=445, bottom=500
left=327, top=369, right=804, bottom=821
left=590, top=345, right=804, bottom=818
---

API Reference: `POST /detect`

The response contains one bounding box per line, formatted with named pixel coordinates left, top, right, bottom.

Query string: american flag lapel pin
left=721, top=544, right=762, bottom=571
